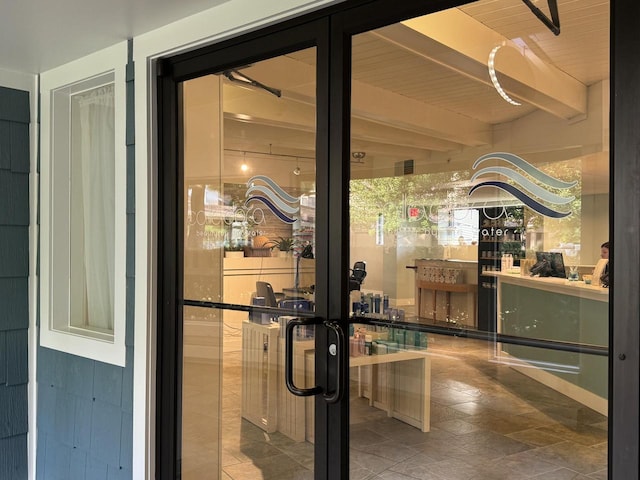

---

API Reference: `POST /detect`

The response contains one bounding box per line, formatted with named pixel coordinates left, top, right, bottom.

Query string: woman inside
left=599, top=241, right=610, bottom=287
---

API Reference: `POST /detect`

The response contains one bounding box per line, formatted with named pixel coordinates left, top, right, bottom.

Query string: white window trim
left=40, top=41, right=127, bottom=367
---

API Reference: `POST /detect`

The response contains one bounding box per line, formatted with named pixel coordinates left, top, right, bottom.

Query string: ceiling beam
left=234, top=55, right=492, bottom=147
left=374, top=8, right=587, bottom=119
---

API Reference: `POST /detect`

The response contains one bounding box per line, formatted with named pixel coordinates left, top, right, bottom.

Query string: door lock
left=329, top=343, right=337, bottom=356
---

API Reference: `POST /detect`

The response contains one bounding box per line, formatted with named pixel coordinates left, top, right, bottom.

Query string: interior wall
left=581, top=193, right=610, bottom=265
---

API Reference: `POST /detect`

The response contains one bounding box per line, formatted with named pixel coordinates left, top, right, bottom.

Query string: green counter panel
left=500, top=282, right=608, bottom=399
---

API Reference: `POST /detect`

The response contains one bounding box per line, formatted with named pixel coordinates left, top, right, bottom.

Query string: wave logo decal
left=245, top=175, right=299, bottom=224
left=468, top=152, right=576, bottom=219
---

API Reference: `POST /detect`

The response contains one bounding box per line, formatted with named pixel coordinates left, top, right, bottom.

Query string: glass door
left=156, top=18, right=349, bottom=480
left=180, top=58, right=320, bottom=479
left=345, top=1, right=610, bottom=478
left=155, top=0, right=640, bottom=478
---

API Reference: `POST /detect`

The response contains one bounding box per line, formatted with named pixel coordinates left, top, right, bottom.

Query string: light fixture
left=351, top=151, right=366, bottom=163
left=241, top=151, right=248, bottom=172
left=487, top=45, right=521, bottom=106
left=222, top=69, right=282, bottom=97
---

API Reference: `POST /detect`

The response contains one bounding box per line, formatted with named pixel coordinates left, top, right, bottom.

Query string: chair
left=349, top=261, right=367, bottom=292
left=256, top=281, right=285, bottom=307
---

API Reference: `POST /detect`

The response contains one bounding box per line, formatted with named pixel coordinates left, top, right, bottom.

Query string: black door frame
left=155, top=16, right=338, bottom=479
left=156, top=0, right=640, bottom=478
left=610, top=2, right=640, bottom=478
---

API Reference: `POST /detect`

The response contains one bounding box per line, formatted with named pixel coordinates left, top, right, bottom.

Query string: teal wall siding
left=0, top=87, right=30, bottom=479
left=36, top=40, right=135, bottom=480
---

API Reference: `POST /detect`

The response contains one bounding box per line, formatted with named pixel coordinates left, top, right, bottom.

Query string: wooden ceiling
left=219, top=0, right=609, bottom=190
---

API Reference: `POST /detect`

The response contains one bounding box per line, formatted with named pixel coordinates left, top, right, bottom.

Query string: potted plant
left=267, top=236, right=295, bottom=257
left=224, top=241, right=245, bottom=258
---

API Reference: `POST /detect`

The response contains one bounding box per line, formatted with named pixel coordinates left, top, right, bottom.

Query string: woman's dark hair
left=601, top=241, right=610, bottom=250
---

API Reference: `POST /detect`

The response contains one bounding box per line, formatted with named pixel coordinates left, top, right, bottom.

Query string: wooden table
left=242, top=322, right=432, bottom=441
left=351, top=350, right=431, bottom=432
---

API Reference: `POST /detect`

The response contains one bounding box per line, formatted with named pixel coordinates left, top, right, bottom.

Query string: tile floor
left=186, top=331, right=608, bottom=480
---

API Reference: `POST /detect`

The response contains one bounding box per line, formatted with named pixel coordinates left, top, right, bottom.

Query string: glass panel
left=181, top=48, right=317, bottom=479
left=349, top=1, right=609, bottom=478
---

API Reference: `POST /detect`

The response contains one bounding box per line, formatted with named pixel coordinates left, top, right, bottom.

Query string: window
left=40, top=42, right=127, bottom=366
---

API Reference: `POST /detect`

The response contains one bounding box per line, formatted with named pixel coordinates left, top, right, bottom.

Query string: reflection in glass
left=349, top=0, right=609, bottom=477
left=181, top=48, right=317, bottom=478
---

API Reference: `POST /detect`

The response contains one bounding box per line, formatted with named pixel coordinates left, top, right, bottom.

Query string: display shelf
left=477, top=206, right=525, bottom=332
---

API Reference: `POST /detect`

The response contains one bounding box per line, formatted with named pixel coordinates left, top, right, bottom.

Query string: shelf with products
left=477, top=206, right=526, bottom=332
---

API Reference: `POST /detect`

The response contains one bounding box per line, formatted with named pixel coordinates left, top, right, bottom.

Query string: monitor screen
left=534, top=252, right=567, bottom=278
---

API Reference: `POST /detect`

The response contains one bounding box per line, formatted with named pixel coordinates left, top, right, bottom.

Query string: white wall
left=581, top=193, right=610, bottom=265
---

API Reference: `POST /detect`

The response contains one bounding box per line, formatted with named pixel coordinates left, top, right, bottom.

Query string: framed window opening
left=40, top=41, right=127, bottom=366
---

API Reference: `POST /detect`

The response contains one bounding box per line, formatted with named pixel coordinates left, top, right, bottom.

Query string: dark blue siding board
left=108, top=465, right=131, bottom=480
left=74, top=396, right=93, bottom=450
left=90, top=400, right=122, bottom=466
left=0, top=120, right=10, bottom=169
left=62, top=354, right=94, bottom=399
left=36, top=347, right=58, bottom=387
left=70, top=448, right=87, bottom=479
left=125, top=83, right=134, bottom=145
left=125, top=280, right=134, bottom=347
left=125, top=61, right=134, bottom=82
left=86, top=457, right=108, bottom=480
left=93, top=361, right=123, bottom=406
left=53, top=390, right=76, bottom=445
left=126, top=212, right=135, bottom=277
left=37, top=385, right=56, bottom=434
left=0, top=87, right=29, bottom=478
left=0, top=331, right=5, bottom=384
left=119, top=411, right=132, bottom=469
left=10, top=122, right=29, bottom=173
left=126, top=145, right=135, bottom=213
left=44, top=435, right=71, bottom=480
left=0, top=169, right=13, bottom=219
left=6, top=329, right=28, bottom=385
left=36, top=171, right=40, bottom=227
left=0, top=384, right=27, bottom=437
left=0, top=434, right=28, bottom=479
left=0, top=170, right=17, bottom=224
left=9, top=173, right=30, bottom=225
left=0, top=226, right=29, bottom=277
left=0, top=88, right=29, bottom=123
left=121, top=349, right=133, bottom=413
left=0, top=278, right=29, bottom=330
left=36, top=432, right=47, bottom=480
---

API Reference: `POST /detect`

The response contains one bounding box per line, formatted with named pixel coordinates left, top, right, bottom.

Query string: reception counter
left=489, top=272, right=609, bottom=414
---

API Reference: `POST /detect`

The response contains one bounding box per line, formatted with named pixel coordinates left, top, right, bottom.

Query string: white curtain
left=76, top=84, right=115, bottom=330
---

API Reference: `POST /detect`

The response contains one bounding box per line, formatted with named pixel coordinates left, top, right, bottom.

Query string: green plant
left=224, top=241, right=245, bottom=252
left=266, top=236, right=294, bottom=252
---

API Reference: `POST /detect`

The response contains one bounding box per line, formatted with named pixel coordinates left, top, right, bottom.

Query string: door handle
left=284, top=318, right=345, bottom=403
left=285, top=317, right=323, bottom=397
